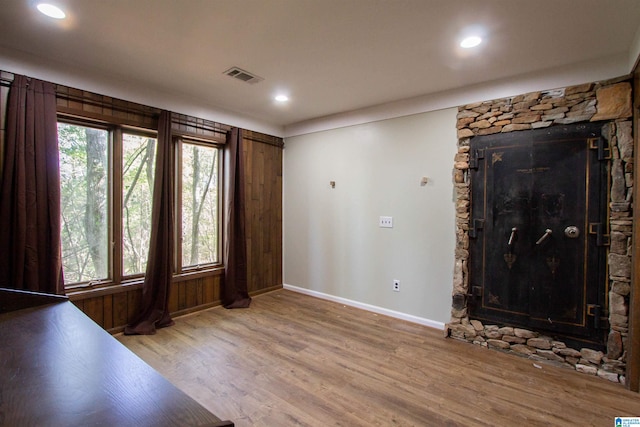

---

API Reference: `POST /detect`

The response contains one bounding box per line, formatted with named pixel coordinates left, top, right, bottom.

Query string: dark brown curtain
left=124, top=111, right=174, bottom=335
left=0, top=75, right=64, bottom=295
left=223, top=128, right=251, bottom=308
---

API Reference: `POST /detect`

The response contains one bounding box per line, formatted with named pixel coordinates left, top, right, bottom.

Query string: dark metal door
left=468, top=123, right=608, bottom=347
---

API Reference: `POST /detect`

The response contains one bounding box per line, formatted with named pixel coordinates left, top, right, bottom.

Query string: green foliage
left=182, top=143, right=219, bottom=267
left=122, top=134, right=156, bottom=275
left=58, top=123, right=219, bottom=285
left=58, top=123, right=108, bottom=284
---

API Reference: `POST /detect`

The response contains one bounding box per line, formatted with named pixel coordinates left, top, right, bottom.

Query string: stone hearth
left=446, top=77, right=633, bottom=383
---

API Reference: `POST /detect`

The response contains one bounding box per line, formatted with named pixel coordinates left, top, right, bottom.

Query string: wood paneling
left=120, top=289, right=640, bottom=426
left=72, top=274, right=224, bottom=333
left=243, top=136, right=283, bottom=294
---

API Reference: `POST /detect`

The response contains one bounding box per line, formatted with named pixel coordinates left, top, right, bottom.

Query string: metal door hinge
left=587, top=304, right=610, bottom=330
left=589, top=137, right=611, bottom=161
left=588, top=223, right=610, bottom=246
left=469, top=286, right=483, bottom=298
left=469, top=148, right=485, bottom=170
left=469, top=218, right=485, bottom=238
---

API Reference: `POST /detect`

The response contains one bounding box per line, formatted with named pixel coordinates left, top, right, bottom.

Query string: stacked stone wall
left=447, top=76, right=634, bottom=383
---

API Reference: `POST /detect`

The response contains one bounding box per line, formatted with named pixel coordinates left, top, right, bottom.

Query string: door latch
left=587, top=304, right=609, bottom=330
left=588, top=223, right=610, bottom=246
left=469, top=219, right=485, bottom=239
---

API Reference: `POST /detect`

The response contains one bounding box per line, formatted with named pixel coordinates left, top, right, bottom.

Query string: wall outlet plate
left=393, top=279, right=400, bottom=292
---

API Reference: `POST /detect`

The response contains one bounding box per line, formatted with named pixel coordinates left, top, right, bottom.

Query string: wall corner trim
left=283, top=284, right=445, bottom=331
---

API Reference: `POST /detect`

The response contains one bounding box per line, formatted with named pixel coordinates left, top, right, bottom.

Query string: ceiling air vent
left=223, top=67, right=264, bottom=84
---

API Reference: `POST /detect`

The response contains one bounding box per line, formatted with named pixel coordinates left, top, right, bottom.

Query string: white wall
left=283, top=108, right=458, bottom=325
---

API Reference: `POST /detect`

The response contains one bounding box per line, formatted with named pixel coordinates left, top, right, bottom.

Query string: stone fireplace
left=446, top=77, right=633, bottom=383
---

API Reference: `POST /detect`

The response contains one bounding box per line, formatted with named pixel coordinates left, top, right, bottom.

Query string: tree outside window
left=58, top=123, right=109, bottom=284
left=58, top=122, right=221, bottom=287
left=122, top=133, right=156, bottom=276
left=180, top=141, right=220, bottom=269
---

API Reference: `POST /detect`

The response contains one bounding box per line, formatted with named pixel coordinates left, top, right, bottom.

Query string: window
left=58, top=123, right=110, bottom=284
left=177, top=140, right=221, bottom=270
left=58, top=121, right=157, bottom=286
left=57, top=120, right=222, bottom=288
left=122, top=133, right=157, bottom=276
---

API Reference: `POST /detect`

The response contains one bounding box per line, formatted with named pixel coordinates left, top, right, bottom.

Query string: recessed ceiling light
left=460, top=36, right=482, bottom=49
left=36, top=3, right=66, bottom=19
left=274, top=95, right=289, bottom=102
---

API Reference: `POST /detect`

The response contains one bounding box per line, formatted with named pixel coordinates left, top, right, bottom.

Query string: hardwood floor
left=118, top=289, right=640, bottom=426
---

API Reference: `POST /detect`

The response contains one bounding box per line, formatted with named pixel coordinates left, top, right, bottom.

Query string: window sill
left=66, top=280, right=144, bottom=301
left=173, top=265, right=224, bottom=282
left=65, top=267, right=225, bottom=300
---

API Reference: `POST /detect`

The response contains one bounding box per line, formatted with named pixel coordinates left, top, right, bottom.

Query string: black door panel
left=468, top=123, right=607, bottom=347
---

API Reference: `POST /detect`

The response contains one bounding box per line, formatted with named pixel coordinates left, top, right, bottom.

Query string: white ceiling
left=1, top=0, right=640, bottom=137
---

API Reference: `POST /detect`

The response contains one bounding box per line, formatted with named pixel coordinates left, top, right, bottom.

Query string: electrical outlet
left=379, top=216, right=393, bottom=228
left=393, top=279, right=400, bottom=292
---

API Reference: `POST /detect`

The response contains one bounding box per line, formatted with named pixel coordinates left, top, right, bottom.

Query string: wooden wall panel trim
left=243, top=138, right=283, bottom=295
left=112, top=292, right=129, bottom=330
left=103, top=294, right=114, bottom=330
left=82, top=296, right=104, bottom=326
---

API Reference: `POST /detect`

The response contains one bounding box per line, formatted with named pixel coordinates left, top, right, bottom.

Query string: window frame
left=57, top=117, right=115, bottom=290
left=119, top=127, right=160, bottom=280
left=57, top=115, right=225, bottom=292
left=174, top=135, right=224, bottom=275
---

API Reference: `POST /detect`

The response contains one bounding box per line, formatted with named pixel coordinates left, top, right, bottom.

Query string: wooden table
left=0, top=296, right=233, bottom=427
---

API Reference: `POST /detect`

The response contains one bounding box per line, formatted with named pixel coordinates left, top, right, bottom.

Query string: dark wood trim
left=171, top=113, right=230, bottom=139
left=57, top=106, right=157, bottom=130
left=628, top=66, right=640, bottom=392
left=244, top=129, right=284, bottom=148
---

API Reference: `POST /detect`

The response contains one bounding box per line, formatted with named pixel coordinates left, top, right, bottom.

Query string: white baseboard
left=283, top=284, right=445, bottom=331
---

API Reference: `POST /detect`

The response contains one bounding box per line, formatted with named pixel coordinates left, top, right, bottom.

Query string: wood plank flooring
left=117, top=289, right=640, bottom=426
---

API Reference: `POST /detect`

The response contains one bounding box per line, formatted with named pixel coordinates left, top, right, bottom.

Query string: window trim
left=174, top=135, right=224, bottom=275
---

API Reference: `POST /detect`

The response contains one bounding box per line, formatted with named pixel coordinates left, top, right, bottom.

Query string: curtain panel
left=0, top=75, right=64, bottom=295
left=125, top=110, right=175, bottom=335
left=223, top=128, right=251, bottom=308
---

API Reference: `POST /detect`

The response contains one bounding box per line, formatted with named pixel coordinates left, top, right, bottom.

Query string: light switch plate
left=379, top=216, right=393, bottom=228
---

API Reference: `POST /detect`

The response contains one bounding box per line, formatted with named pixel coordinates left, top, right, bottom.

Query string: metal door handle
left=508, top=227, right=517, bottom=246
left=535, top=228, right=553, bottom=245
